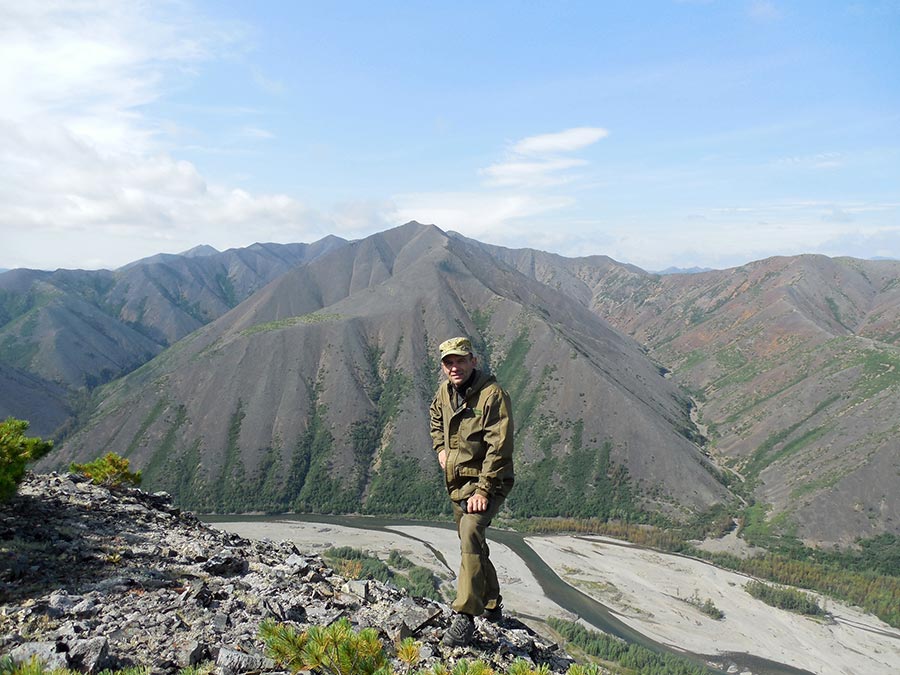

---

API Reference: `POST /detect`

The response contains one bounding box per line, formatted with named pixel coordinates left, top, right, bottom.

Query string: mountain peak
left=178, top=244, right=220, bottom=258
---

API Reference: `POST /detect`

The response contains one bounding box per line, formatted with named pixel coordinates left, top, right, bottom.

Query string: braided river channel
left=202, top=514, right=829, bottom=675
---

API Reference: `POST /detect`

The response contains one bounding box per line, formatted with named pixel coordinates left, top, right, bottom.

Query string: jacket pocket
left=456, top=466, right=481, bottom=478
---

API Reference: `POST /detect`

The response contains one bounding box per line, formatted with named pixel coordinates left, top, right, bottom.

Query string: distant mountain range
left=6, top=223, right=898, bottom=547
left=466, top=240, right=900, bottom=546
left=654, top=266, right=714, bottom=275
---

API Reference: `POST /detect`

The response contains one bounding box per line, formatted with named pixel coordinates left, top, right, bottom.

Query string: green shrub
left=0, top=655, right=52, bottom=675
left=547, top=618, right=716, bottom=675
left=258, top=619, right=309, bottom=673
left=0, top=655, right=155, bottom=675
left=396, top=637, right=421, bottom=673
left=70, top=452, right=142, bottom=488
left=744, top=580, right=824, bottom=616
left=259, top=618, right=389, bottom=675
left=0, top=418, right=53, bottom=501
left=682, top=592, right=724, bottom=620
left=325, top=547, right=443, bottom=601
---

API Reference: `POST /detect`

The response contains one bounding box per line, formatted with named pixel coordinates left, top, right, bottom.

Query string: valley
left=210, top=516, right=900, bottom=675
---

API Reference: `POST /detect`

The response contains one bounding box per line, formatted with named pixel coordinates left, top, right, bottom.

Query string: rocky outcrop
left=0, top=473, right=573, bottom=673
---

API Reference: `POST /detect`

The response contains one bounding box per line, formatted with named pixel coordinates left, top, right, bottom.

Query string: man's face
left=441, top=353, right=476, bottom=388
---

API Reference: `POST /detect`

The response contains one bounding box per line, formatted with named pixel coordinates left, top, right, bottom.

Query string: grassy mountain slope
left=0, top=237, right=347, bottom=434
left=0, top=362, right=71, bottom=436
left=477, top=242, right=900, bottom=546
left=50, top=223, right=732, bottom=521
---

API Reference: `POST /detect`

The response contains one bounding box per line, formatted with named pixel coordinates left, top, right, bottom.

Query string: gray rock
left=181, top=541, right=210, bottom=562
left=216, top=647, right=275, bottom=675
left=9, top=642, right=68, bottom=670
left=202, top=552, right=249, bottom=577
left=261, top=598, right=307, bottom=623
left=284, top=553, right=310, bottom=574
left=212, top=613, right=230, bottom=633
left=68, top=636, right=109, bottom=673
left=47, top=590, right=77, bottom=617
left=386, top=621, right=413, bottom=643
left=72, top=596, right=100, bottom=616
left=174, top=639, right=207, bottom=667
left=343, top=579, right=370, bottom=601
left=393, top=598, right=442, bottom=634
left=1, top=473, right=575, bottom=674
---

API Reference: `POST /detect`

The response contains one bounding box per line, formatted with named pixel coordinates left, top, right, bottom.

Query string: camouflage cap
left=439, top=336, right=473, bottom=359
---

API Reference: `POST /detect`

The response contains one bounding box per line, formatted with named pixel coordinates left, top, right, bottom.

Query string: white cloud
left=251, top=68, right=287, bottom=95
left=512, top=127, right=609, bottom=155
left=592, top=200, right=900, bottom=270
left=393, top=191, right=574, bottom=242
left=775, top=152, right=843, bottom=169
left=0, top=2, right=320, bottom=270
left=479, top=126, right=608, bottom=189
left=240, top=126, right=275, bottom=140
left=479, top=158, right=587, bottom=188
left=392, top=127, right=608, bottom=251
left=748, top=1, right=782, bottom=21
left=0, top=1, right=226, bottom=149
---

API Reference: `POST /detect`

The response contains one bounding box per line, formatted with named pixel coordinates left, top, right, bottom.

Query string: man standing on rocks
left=430, top=336, right=515, bottom=647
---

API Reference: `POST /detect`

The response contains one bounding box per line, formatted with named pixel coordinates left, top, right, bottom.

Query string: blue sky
left=1, top=1, right=898, bottom=271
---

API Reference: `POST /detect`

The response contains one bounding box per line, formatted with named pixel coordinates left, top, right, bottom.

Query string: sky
left=1, top=1, right=898, bottom=272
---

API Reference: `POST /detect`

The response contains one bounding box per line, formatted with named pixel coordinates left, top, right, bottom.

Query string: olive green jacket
left=430, top=370, right=514, bottom=501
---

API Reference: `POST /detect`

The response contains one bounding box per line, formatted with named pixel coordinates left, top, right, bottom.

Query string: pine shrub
left=260, top=618, right=389, bottom=675
left=0, top=418, right=53, bottom=501
left=70, top=452, right=142, bottom=488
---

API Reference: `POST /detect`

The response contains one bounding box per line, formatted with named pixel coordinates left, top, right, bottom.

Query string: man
left=430, top=336, right=514, bottom=648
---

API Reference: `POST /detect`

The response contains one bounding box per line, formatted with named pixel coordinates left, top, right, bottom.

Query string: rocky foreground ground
left=0, top=473, right=574, bottom=673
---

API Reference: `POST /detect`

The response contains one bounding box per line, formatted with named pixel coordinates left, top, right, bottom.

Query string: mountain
left=654, top=266, right=714, bottom=275
left=0, top=363, right=71, bottom=437
left=602, top=255, right=900, bottom=547
left=463, top=241, right=900, bottom=546
left=16, top=225, right=900, bottom=546
left=179, top=244, right=220, bottom=258
left=49, top=223, right=731, bottom=522
left=0, top=236, right=348, bottom=434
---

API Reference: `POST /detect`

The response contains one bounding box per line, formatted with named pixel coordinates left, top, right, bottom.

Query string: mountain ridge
left=6, top=224, right=899, bottom=545
left=464, top=242, right=900, bottom=545
left=0, top=236, right=349, bottom=434
left=48, top=223, right=731, bottom=523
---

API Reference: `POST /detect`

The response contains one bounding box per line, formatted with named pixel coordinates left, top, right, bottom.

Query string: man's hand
left=438, top=449, right=446, bottom=469
left=468, top=493, right=489, bottom=513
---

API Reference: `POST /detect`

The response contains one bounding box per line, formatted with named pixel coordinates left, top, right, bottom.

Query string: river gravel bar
left=526, top=535, right=900, bottom=675
left=213, top=521, right=900, bottom=675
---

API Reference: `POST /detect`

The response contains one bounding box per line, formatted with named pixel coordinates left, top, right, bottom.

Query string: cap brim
left=440, top=349, right=472, bottom=358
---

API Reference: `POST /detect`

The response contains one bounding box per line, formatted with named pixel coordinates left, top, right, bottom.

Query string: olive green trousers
left=450, top=496, right=504, bottom=616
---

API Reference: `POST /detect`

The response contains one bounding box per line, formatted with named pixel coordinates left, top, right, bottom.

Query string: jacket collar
left=446, top=369, right=494, bottom=401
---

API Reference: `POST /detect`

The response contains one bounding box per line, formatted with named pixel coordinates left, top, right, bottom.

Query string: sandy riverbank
left=527, top=535, right=900, bottom=675
left=212, top=520, right=900, bottom=675
left=213, top=520, right=572, bottom=624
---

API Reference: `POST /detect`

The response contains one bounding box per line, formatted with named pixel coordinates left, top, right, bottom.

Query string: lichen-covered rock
left=1, top=473, right=575, bottom=674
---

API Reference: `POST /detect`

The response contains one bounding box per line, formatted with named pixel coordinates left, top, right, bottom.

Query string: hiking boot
left=442, top=612, right=475, bottom=647
left=482, top=603, right=503, bottom=623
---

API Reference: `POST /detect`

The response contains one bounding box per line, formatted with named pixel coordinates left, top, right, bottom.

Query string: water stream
left=204, top=513, right=813, bottom=675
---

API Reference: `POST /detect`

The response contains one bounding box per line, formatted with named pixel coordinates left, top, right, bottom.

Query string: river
left=204, top=513, right=816, bottom=675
